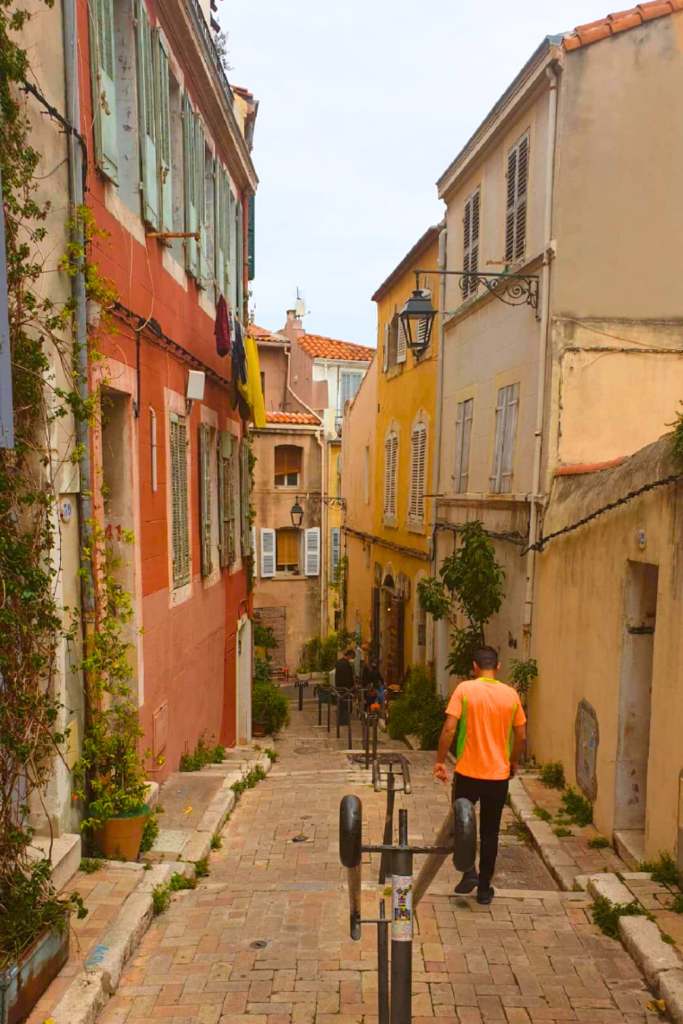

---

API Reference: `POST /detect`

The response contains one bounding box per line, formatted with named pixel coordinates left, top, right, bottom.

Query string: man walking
left=433, top=646, right=526, bottom=905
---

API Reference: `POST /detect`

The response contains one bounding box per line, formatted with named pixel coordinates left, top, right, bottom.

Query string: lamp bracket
left=415, top=268, right=539, bottom=310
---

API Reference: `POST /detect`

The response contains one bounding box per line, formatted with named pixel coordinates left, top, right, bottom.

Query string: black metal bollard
left=318, top=689, right=322, bottom=727
left=379, top=768, right=395, bottom=885
left=390, top=809, right=413, bottom=1024
left=298, top=681, right=304, bottom=712
left=377, top=899, right=390, bottom=1024
left=371, top=713, right=379, bottom=764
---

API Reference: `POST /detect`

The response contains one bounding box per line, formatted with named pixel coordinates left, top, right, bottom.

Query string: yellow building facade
left=343, top=224, right=443, bottom=683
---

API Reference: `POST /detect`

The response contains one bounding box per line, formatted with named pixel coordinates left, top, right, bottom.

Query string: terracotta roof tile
left=563, top=0, right=682, bottom=50
left=249, top=323, right=285, bottom=343
left=265, top=411, right=321, bottom=426
left=296, top=334, right=374, bottom=362
left=555, top=457, right=626, bottom=476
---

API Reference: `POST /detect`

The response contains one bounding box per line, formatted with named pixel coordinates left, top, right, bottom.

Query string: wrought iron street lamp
left=290, top=498, right=304, bottom=528
left=399, top=288, right=437, bottom=355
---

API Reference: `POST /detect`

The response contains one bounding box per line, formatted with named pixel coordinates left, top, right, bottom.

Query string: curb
left=508, top=776, right=683, bottom=1024
left=47, top=751, right=273, bottom=1024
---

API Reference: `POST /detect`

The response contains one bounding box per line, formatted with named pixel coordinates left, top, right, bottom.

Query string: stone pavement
left=97, top=698, right=660, bottom=1024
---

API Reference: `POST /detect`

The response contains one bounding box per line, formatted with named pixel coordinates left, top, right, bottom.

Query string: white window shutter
left=135, top=0, right=159, bottom=229
left=500, top=383, right=519, bottom=492
left=183, top=96, right=198, bottom=275
left=409, top=425, right=427, bottom=521
left=154, top=31, right=173, bottom=235
left=490, top=387, right=507, bottom=493
left=260, top=528, right=275, bottom=578
left=89, top=0, right=118, bottom=183
left=455, top=398, right=473, bottom=493
left=304, top=527, right=321, bottom=577
left=396, top=316, right=407, bottom=364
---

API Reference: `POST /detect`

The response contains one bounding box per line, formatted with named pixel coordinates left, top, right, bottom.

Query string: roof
left=563, top=0, right=683, bottom=50
left=249, top=323, right=286, bottom=344
left=296, top=334, right=374, bottom=362
left=555, top=457, right=626, bottom=476
left=265, top=411, right=321, bottom=426
left=372, top=223, right=444, bottom=303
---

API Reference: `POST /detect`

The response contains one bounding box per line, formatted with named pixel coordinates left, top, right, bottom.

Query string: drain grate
left=250, top=939, right=269, bottom=949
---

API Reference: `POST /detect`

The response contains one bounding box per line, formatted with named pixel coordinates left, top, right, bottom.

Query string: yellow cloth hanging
left=239, top=333, right=266, bottom=428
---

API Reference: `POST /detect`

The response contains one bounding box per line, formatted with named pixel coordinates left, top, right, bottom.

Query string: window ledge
left=269, top=573, right=310, bottom=582
left=407, top=520, right=426, bottom=534
left=386, top=365, right=404, bottom=380
left=383, top=516, right=398, bottom=529
left=170, top=579, right=193, bottom=608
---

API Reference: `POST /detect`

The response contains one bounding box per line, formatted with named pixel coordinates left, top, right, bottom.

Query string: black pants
left=453, top=772, right=509, bottom=888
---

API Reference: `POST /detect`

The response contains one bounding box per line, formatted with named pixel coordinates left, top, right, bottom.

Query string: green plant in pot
left=252, top=681, right=290, bottom=736
left=74, top=531, right=150, bottom=862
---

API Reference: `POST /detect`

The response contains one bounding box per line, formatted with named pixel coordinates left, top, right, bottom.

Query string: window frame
left=275, top=526, right=302, bottom=575
left=490, top=383, right=520, bottom=494
left=169, top=412, right=190, bottom=589
left=274, top=444, right=303, bottom=489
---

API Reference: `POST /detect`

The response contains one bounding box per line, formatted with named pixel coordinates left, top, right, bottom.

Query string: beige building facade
left=433, top=9, right=683, bottom=695
left=532, top=434, right=683, bottom=866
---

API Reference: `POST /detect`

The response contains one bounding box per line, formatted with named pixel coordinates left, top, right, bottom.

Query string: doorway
left=614, top=561, right=658, bottom=840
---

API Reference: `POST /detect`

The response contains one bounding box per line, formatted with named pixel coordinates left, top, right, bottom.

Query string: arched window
left=274, top=445, right=302, bottom=487
left=408, top=422, right=427, bottom=522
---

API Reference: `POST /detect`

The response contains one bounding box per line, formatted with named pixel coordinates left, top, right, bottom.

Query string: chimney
left=282, top=308, right=304, bottom=342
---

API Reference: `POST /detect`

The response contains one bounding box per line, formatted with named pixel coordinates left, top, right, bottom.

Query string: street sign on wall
left=0, top=167, right=14, bottom=449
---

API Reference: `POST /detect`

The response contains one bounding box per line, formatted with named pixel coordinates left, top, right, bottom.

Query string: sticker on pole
left=391, top=875, right=413, bottom=941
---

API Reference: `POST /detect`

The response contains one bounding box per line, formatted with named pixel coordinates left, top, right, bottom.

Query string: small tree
left=418, top=521, right=505, bottom=677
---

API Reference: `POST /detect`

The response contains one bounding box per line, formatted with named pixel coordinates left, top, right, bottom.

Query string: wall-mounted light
left=290, top=497, right=304, bottom=528
left=186, top=370, right=205, bottom=413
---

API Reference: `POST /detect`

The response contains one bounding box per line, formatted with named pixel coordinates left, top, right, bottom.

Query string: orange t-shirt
left=446, top=677, right=526, bottom=781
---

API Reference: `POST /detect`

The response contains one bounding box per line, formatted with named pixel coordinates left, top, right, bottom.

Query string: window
left=217, top=432, right=237, bottom=568
left=260, top=528, right=275, bottom=577
left=408, top=423, right=427, bottom=523
left=331, top=527, right=341, bottom=577
left=462, top=189, right=480, bottom=299
left=505, top=134, right=529, bottom=262
left=339, top=370, right=363, bottom=411
left=274, top=445, right=302, bottom=487
left=169, top=413, right=190, bottom=588
left=454, top=398, right=473, bottom=493
left=276, top=528, right=301, bottom=574
left=383, top=431, right=398, bottom=520
left=135, top=0, right=159, bottom=228
left=304, top=527, right=321, bottom=576
left=490, top=383, right=519, bottom=493
left=201, top=143, right=215, bottom=294
left=182, top=94, right=199, bottom=276
left=150, top=408, right=158, bottom=492
left=169, top=69, right=184, bottom=264
left=383, top=315, right=406, bottom=373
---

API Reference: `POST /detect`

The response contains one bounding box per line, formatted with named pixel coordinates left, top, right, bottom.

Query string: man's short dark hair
left=473, top=645, right=499, bottom=670
left=345, top=649, right=355, bottom=658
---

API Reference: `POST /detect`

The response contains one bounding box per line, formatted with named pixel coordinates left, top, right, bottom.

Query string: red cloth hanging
left=215, top=294, right=231, bottom=356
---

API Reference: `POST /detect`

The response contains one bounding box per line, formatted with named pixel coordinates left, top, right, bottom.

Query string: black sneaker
left=476, top=885, right=495, bottom=905
left=454, top=870, right=479, bottom=894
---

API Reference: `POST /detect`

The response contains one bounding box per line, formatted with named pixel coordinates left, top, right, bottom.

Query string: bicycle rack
left=371, top=754, right=412, bottom=884
left=339, top=794, right=476, bottom=1024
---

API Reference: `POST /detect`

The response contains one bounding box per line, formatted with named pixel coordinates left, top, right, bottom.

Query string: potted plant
left=306, top=637, right=326, bottom=684
left=296, top=645, right=311, bottom=684
left=252, top=681, right=290, bottom=736
left=73, top=532, right=150, bottom=862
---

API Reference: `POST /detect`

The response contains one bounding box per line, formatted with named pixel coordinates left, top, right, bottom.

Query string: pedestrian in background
left=334, top=648, right=355, bottom=725
left=433, top=646, right=526, bottom=905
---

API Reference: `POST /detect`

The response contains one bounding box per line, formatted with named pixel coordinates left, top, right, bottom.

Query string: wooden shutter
left=304, top=527, right=321, bottom=577
left=490, top=387, right=507, bottom=492
left=384, top=433, right=398, bottom=518
left=463, top=189, right=480, bottom=298
left=454, top=398, right=473, bottom=493
left=195, top=118, right=208, bottom=287
left=331, top=527, right=341, bottom=575
left=170, top=413, right=190, bottom=587
left=260, top=528, right=275, bottom=577
left=505, top=135, right=529, bottom=262
left=240, top=440, right=250, bottom=555
left=247, top=193, right=255, bottom=281
left=383, top=323, right=390, bottom=373
left=409, top=424, right=427, bottom=521
left=218, top=431, right=236, bottom=568
left=183, top=95, right=198, bottom=275
left=500, top=383, right=519, bottom=492
left=135, top=0, right=159, bottom=228
left=236, top=197, right=244, bottom=315
left=89, top=0, right=118, bottom=183
left=214, top=167, right=225, bottom=296
left=198, top=424, right=212, bottom=576
left=396, top=315, right=407, bottom=364
left=154, top=31, right=172, bottom=235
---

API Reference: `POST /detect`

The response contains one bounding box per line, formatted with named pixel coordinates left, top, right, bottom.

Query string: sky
left=220, top=0, right=609, bottom=346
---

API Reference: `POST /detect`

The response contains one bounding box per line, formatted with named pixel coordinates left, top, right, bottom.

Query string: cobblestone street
left=99, top=699, right=660, bottom=1024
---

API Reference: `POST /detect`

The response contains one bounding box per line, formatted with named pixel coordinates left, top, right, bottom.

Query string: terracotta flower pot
left=94, top=807, right=148, bottom=861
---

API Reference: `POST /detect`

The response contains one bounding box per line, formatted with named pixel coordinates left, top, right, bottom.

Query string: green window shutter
left=194, top=117, right=207, bottom=287
left=214, top=166, right=224, bottom=296
left=182, top=95, right=198, bottom=275
left=218, top=432, right=236, bottom=567
left=235, top=196, right=244, bottom=315
left=135, top=0, right=159, bottom=228
left=154, top=30, right=172, bottom=235
left=227, top=186, right=236, bottom=309
left=170, top=414, right=190, bottom=587
left=247, top=194, right=255, bottom=281
left=198, top=424, right=212, bottom=576
left=222, top=171, right=231, bottom=297
left=239, top=439, right=250, bottom=555
left=89, top=0, right=118, bottom=182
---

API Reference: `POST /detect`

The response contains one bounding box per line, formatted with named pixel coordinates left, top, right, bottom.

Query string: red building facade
left=78, top=0, right=258, bottom=777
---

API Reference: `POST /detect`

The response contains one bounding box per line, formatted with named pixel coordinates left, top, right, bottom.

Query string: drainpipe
left=430, top=225, right=447, bottom=678
left=523, top=61, right=561, bottom=645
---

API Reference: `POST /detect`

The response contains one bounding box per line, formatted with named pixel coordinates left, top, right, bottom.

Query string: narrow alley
left=98, top=697, right=658, bottom=1024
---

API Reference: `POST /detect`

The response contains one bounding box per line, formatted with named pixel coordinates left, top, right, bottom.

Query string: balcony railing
left=187, top=0, right=234, bottom=109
